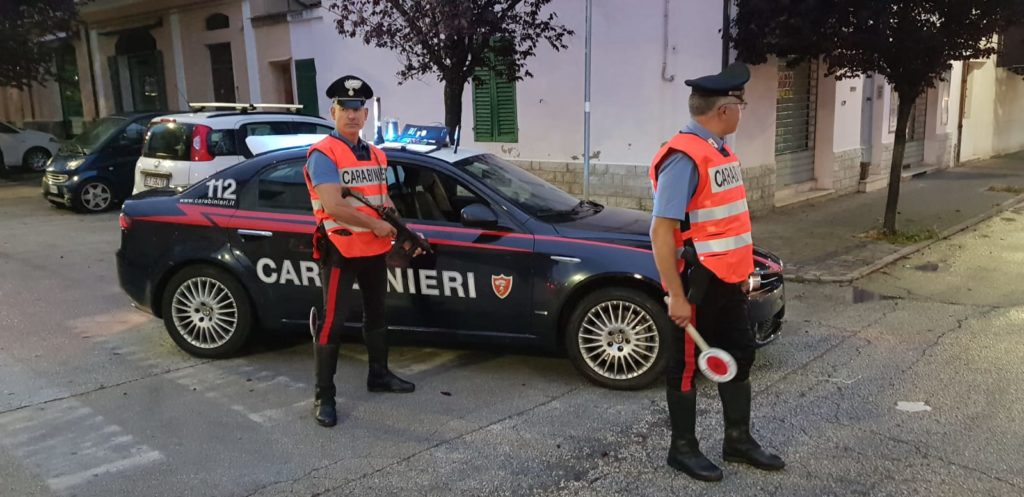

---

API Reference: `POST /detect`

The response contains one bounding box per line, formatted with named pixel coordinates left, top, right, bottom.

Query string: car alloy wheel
left=171, top=276, right=239, bottom=349
left=80, top=182, right=112, bottom=212
left=24, top=148, right=51, bottom=172
left=577, top=300, right=660, bottom=381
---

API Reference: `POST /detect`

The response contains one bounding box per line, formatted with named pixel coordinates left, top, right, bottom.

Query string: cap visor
left=336, top=99, right=365, bottom=109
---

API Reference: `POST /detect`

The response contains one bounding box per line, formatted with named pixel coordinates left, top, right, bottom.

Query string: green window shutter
left=472, top=67, right=495, bottom=141
left=493, top=77, right=517, bottom=142
left=472, top=65, right=518, bottom=143
left=295, top=59, right=318, bottom=117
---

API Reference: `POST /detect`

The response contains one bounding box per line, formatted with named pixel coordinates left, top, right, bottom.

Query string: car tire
left=73, top=179, right=114, bottom=213
left=752, top=317, right=783, bottom=347
left=22, top=147, right=51, bottom=172
left=564, top=287, right=672, bottom=390
left=161, top=265, right=254, bottom=358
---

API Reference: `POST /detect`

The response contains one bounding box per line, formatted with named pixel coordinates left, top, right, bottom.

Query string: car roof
left=424, top=146, right=488, bottom=163
left=151, top=111, right=332, bottom=126
left=249, top=142, right=490, bottom=166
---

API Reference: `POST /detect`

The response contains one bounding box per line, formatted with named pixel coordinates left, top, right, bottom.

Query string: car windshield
left=453, top=153, right=596, bottom=217
left=66, top=117, right=127, bottom=155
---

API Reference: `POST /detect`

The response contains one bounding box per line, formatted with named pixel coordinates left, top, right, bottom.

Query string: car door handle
left=238, top=229, right=273, bottom=238
left=551, top=256, right=581, bottom=263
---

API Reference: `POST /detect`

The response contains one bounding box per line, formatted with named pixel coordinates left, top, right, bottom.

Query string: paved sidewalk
left=753, top=152, right=1024, bottom=282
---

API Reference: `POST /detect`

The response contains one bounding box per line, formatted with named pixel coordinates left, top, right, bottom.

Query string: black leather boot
left=718, top=380, right=785, bottom=470
left=666, top=388, right=723, bottom=481
left=363, top=328, right=414, bottom=393
left=313, top=343, right=339, bottom=427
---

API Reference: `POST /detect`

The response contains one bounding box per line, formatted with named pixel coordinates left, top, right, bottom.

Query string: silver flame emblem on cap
left=344, top=79, right=363, bottom=96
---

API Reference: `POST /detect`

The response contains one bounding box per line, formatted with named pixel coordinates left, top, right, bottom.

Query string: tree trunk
left=883, top=91, right=917, bottom=235
left=443, top=78, right=466, bottom=146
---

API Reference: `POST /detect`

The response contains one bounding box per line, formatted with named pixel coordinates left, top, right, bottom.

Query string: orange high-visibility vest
left=304, top=135, right=392, bottom=258
left=650, top=133, right=753, bottom=284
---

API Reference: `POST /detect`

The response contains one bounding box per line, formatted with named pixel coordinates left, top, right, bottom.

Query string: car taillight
left=119, top=213, right=132, bottom=230
left=191, top=124, right=214, bottom=162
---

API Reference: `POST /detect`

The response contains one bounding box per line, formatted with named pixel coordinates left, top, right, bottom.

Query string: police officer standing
left=304, top=75, right=415, bottom=428
left=649, top=63, right=785, bottom=480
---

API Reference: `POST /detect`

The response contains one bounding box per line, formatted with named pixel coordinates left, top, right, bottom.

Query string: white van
left=133, top=103, right=333, bottom=193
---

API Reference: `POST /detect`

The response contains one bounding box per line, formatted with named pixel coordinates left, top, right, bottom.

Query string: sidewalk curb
left=788, top=193, right=1024, bottom=284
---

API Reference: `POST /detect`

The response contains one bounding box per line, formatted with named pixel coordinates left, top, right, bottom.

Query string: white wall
left=960, top=59, right=1024, bottom=162
left=288, top=0, right=736, bottom=168
left=833, top=76, right=865, bottom=152
left=923, top=63, right=963, bottom=167
left=732, top=60, right=778, bottom=167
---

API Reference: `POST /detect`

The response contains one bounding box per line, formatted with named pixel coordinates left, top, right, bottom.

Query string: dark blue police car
left=116, top=140, right=785, bottom=390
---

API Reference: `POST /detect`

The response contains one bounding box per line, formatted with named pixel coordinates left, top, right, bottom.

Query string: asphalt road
left=1, top=184, right=1021, bottom=497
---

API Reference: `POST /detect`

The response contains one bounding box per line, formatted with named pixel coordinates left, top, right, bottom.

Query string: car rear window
left=144, top=123, right=238, bottom=160
left=143, top=122, right=194, bottom=160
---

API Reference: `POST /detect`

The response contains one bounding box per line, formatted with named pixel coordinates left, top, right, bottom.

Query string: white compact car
left=0, top=121, right=60, bottom=172
left=133, top=104, right=334, bottom=193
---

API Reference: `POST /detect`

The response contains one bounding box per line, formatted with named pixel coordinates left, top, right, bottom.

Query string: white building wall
left=960, top=59, right=1024, bottom=162
left=288, top=0, right=732, bottom=163
left=285, top=2, right=873, bottom=212
left=826, top=75, right=865, bottom=194
left=923, top=63, right=963, bottom=168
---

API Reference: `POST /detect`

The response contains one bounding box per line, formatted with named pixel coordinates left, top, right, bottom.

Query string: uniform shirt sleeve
left=651, top=152, right=700, bottom=221
left=307, top=150, right=340, bottom=187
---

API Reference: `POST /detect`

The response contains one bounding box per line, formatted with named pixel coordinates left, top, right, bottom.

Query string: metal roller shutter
left=775, top=59, right=818, bottom=187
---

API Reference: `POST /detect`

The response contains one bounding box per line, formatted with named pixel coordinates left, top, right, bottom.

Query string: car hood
left=550, top=206, right=652, bottom=247
left=45, top=154, right=88, bottom=172
left=550, top=206, right=784, bottom=273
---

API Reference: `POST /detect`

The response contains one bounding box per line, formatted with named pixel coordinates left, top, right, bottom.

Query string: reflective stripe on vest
left=689, top=198, right=749, bottom=223
left=304, top=136, right=392, bottom=258
left=693, top=232, right=752, bottom=254
left=650, top=133, right=754, bottom=283
left=311, top=194, right=389, bottom=214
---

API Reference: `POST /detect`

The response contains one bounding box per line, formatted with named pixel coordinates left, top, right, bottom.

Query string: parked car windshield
left=453, top=153, right=586, bottom=217
left=66, top=117, right=127, bottom=155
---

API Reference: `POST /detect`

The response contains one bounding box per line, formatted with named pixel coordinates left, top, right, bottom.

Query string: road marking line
left=47, top=450, right=164, bottom=491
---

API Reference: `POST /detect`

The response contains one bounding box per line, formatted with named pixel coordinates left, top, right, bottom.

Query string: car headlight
left=65, top=158, right=85, bottom=170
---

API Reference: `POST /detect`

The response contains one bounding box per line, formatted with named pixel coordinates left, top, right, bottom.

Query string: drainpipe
left=661, top=0, right=674, bottom=82
left=722, top=0, right=732, bottom=70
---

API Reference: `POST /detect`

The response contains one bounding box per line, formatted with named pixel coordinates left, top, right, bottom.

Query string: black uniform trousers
left=315, top=239, right=387, bottom=346
left=665, top=270, right=757, bottom=392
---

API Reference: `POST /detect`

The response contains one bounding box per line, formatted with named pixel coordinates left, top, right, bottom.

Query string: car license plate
left=143, top=175, right=169, bottom=188
left=48, top=184, right=58, bottom=194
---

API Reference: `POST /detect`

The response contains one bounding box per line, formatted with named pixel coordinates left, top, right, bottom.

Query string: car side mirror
left=460, top=203, right=499, bottom=229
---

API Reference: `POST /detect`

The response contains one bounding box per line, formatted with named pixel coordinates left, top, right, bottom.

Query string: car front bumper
left=41, top=171, right=74, bottom=206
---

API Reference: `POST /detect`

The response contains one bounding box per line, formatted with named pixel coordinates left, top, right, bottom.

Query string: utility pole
left=583, top=0, right=593, bottom=200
